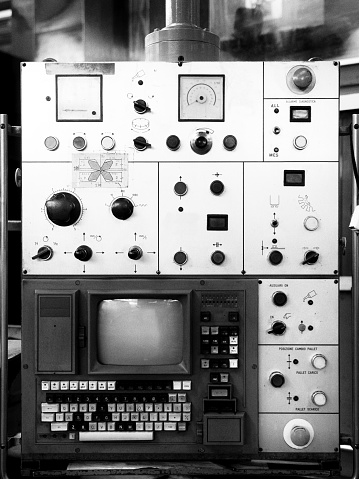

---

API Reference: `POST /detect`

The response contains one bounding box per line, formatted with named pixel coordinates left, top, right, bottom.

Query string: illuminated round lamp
left=101, top=135, right=115, bottom=150
left=286, top=65, right=316, bottom=94
left=283, top=419, right=314, bottom=449
left=44, top=136, right=59, bottom=151
left=73, top=135, right=87, bottom=151
left=293, top=135, right=307, bottom=150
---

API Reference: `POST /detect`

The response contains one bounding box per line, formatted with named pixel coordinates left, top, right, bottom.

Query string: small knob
left=304, top=216, right=319, bottom=231
left=133, top=136, right=151, bottom=151
left=272, top=291, right=287, bottom=307
left=128, top=246, right=143, bottom=260
left=174, top=251, right=188, bottom=266
left=210, top=180, right=224, bottom=196
left=190, top=131, right=212, bottom=155
left=302, top=250, right=319, bottom=265
left=290, top=426, right=311, bottom=447
left=269, top=371, right=285, bottom=388
left=223, top=135, right=237, bottom=151
left=292, top=67, right=313, bottom=90
left=45, top=192, right=82, bottom=227
left=32, top=246, right=53, bottom=261
left=174, top=181, right=188, bottom=196
left=74, top=245, right=92, bottom=262
left=271, top=219, right=279, bottom=228
left=311, top=354, right=327, bottom=370
left=311, top=391, right=327, bottom=407
left=133, top=99, right=150, bottom=114
left=166, top=135, right=181, bottom=151
left=268, top=250, right=283, bottom=265
left=211, top=250, right=225, bottom=265
left=268, top=321, right=286, bottom=335
left=111, top=197, right=134, bottom=220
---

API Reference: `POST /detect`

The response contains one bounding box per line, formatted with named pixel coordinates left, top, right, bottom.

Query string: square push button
left=228, top=312, right=239, bottom=322
left=207, top=214, right=228, bottom=231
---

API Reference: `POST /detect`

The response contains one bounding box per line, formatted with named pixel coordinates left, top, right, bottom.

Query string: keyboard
left=40, top=380, right=192, bottom=440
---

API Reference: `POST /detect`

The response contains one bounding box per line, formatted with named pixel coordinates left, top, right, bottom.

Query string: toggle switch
left=128, top=246, right=143, bottom=260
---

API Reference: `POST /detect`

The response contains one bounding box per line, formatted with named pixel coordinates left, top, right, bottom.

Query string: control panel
left=20, top=61, right=339, bottom=471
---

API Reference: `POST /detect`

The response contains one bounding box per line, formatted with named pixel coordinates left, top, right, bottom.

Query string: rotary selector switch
left=133, top=99, right=150, bottom=114
left=268, top=321, right=286, bottom=335
left=133, top=136, right=151, bottom=151
left=190, top=130, right=212, bottom=155
left=45, top=192, right=82, bottom=227
left=302, top=250, right=319, bottom=265
left=111, top=197, right=134, bottom=220
left=32, top=246, right=53, bottom=261
left=128, top=246, right=143, bottom=260
left=269, top=371, right=285, bottom=388
left=74, top=245, right=92, bottom=262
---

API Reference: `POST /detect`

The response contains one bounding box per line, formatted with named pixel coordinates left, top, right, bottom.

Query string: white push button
left=304, top=216, right=319, bottom=231
left=294, top=135, right=307, bottom=150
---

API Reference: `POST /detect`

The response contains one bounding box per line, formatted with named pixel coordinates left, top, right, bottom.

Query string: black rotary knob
left=128, top=246, right=143, bottom=260
left=111, top=197, right=134, bottom=220
left=45, top=192, right=82, bottom=226
left=272, top=291, right=288, bottom=307
left=133, top=99, right=150, bottom=114
left=210, top=180, right=224, bottom=196
left=133, top=136, right=151, bottom=151
left=211, top=250, right=225, bottom=265
left=268, top=321, right=286, bottom=335
left=195, top=136, right=208, bottom=149
left=32, top=245, right=53, bottom=261
left=268, top=250, right=283, bottom=265
left=302, top=250, right=319, bottom=265
left=74, top=245, right=92, bottom=262
left=174, top=251, right=188, bottom=266
left=269, top=372, right=285, bottom=388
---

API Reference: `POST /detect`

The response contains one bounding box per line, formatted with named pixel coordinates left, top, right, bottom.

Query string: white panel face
left=22, top=162, right=159, bottom=275
left=258, top=345, right=338, bottom=413
left=158, top=162, right=243, bottom=275
left=264, top=99, right=338, bottom=162
left=259, top=414, right=339, bottom=453
left=258, top=279, right=338, bottom=345
left=243, top=162, right=338, bottom=275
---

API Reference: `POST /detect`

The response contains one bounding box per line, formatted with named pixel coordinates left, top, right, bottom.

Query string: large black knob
left=74, top=245, right=92, bottom=262
left=45, top=192, right=82, bottom=226
left=111, top=197, right=134, bottom=220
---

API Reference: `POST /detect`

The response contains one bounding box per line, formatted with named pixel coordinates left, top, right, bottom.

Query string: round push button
left=223, top=135, right=237, bottom=151
left=174, top=181, right=188, bottom=196
left=101, top=135, right=115, bottom=150
left=304, top=216, right=319, bottom=231
left=174, top=251, right=188, bottom=266
left=44, top=136, right=59, bottom=151
left=269, top=372, right=285, bottom=388
left=311, top=354, right=327, bottom=370
left=166, top=135, right=181, bottom=151
left=311, top=391, right=327, bottom=407
left=73, top=136, right=87, bottom=151
left=294, top=135, right=307, bottom=150
left=290, top=426, right=311, bottom=447
left=210, top=180, right=224, bottom=196
left=268, top=250, right=283, bottom=265
left=211, top=250, right=225, bottom=265
left=292, top=67, right=313, bottom=90
left=272, top=291, right=287, bottom=307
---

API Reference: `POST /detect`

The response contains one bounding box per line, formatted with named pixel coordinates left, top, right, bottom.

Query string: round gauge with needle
left=179, top=75, right=224, bottom=121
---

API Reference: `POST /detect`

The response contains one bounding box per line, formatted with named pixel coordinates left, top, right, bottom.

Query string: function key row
left=41, top=380, right=191, bottom=392
left=45, top=392, right=187, bottom=404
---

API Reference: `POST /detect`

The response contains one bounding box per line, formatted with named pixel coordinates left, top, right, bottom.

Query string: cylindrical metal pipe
left=166, top=0, right=200, bottom=26
left=0, top=114, right=10, bottom=479
left=352, top=115, right=359, bottom=479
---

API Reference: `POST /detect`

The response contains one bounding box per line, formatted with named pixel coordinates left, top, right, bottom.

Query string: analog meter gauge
left=179, top=75, right=225, bottom=121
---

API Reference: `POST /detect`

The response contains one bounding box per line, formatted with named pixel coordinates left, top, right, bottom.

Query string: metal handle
left=352, top=114, right=359, bottom=479
left=0, top=114, right=10, bottom=479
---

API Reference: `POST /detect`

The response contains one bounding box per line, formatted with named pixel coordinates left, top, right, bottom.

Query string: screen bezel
left=88, top=290, right=191, bottom=375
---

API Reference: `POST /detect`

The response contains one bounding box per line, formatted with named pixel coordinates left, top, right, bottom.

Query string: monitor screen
left=97, top=298, right=184, bottom=366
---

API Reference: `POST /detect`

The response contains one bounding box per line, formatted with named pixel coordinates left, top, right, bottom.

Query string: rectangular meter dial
left=179, top=75, right=225, bottom=121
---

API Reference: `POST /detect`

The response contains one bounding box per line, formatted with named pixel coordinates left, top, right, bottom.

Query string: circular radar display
left=179, top=75, right=224, bottom=121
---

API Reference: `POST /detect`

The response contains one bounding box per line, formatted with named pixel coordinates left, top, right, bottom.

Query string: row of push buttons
left=41, top=380, right=191, bottom=391
left=44, top=135, right=116, bottom=151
